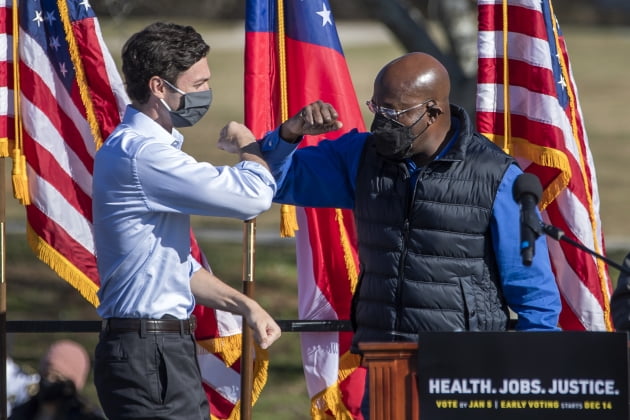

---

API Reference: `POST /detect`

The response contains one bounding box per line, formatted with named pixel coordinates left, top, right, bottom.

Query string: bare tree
left=96, top=0, right=241, bottom=22
left=358, top=0, right=478, bottom=117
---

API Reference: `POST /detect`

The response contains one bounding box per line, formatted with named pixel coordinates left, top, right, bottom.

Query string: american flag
left=2, top=1, right=260, bottom=417
left=245, top=0, right=366, bottom=417
left=477, top=0, right=613, bottom=331
left=11, top=0, right=125, bottom=302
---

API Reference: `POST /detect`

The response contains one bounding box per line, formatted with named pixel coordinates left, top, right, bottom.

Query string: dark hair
left=121, top=22, right=210, bottom=103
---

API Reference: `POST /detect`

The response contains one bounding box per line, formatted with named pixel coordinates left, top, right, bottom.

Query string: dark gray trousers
left=94, top=326, right=210, bottom=419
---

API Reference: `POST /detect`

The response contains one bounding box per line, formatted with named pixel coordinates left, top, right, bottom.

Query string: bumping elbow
left=255, top=187, right=274, bottom=213
left=240, top=185, right=274, bottom=219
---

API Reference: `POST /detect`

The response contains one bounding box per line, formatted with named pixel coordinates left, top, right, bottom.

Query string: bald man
left=227, top=52, right=561, bottom=341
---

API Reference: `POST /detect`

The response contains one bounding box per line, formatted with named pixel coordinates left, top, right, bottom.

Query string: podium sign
left=416, top=331, right=628, bottom=420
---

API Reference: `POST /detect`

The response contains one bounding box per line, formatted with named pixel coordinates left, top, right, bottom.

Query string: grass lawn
left=4, top=19, right=630, bottom=419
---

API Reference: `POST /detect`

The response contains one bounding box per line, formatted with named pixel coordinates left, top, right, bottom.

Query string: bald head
left=370, top=52, right=453, bottom=164
left=374, top=52, right=450, bottom=108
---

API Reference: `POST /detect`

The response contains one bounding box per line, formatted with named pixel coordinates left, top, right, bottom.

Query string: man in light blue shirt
left=92, top=22, right=282, bottom=419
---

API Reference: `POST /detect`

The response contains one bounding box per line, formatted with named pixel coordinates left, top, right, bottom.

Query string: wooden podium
left=359, top=342, right=419, bottom=420
left=361, top=333, right=629, bottom=420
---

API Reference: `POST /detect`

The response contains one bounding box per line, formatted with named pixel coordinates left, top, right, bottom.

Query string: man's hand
left=245, top=302, right=282, bottom=350
left=216, top=121, right=270, bottom=171
left=190, top=269, right=281, bottom=349
left=280, top=100, right=343, bottom=143
left=217, top=121, right=256, bottom=153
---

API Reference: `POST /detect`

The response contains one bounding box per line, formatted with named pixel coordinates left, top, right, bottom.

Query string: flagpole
left=1, top=157, right=8, bottom=420
left=240, top=218, right=256, bottom=420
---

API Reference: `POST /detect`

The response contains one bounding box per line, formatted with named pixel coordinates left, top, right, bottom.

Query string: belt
left=102, top=315, right=196, bottom=335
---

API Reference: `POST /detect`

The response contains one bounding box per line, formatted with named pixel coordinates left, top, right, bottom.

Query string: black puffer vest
left=351, top=105, right=516, bottom=351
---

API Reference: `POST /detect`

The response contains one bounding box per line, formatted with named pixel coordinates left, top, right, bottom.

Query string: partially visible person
left=91, top=22, right=289, bottom=419
left=6, top=356, right=39, bottom=417
left=610, top=252, right=630, bottom=331
left=9, top=340, right=105, bottom=420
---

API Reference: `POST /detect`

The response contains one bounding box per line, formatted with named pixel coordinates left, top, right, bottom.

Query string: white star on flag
left=316, top=3, right=332, bottom=26
left=49, top=36, right=61, bottom=51
left=33, top=10, right=44, bottom=27
left=557, top=75, right=567, bottom=90
left=59, top=62, right=68, bottom=77
left=45, top=11, right=57, bottom=25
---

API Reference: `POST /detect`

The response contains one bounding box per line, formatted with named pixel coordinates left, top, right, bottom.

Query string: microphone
left=512, top=173, right=543, bottom=266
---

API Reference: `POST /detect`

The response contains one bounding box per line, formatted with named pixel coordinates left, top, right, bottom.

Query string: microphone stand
left=536, top=221, right=630, bottom=276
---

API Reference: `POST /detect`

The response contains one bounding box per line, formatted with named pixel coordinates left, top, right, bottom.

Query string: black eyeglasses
left=366, top=98, right=433, bottom=122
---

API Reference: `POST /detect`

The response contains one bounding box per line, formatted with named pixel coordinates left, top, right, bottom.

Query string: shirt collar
left=406, top=117, right=461, bottom=172
left=123, top=105, right=184, bottom=149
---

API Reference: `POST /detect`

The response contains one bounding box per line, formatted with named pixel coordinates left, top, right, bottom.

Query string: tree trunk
left=358, top=0, right=477, bottom=118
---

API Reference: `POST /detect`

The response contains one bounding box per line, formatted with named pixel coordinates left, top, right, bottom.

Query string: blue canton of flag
left=284, top=0, right=343, bottom=53
left=540, top=1, right=570, bottom=108
left=21, top=0, right=95, bottom=90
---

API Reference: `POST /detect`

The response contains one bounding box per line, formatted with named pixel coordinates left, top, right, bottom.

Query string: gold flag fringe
left=484, top=134, right=571, bottom=210
left=200, top=336, right=269, bottom=420
left=0, top=138, right=8, bottom=157
left=11, top=148, right=30, bottom=205
left=311, top=352, right=363, bottom=420
left=335, top=209, right=358, bottom=289
left=280, top=204, right=299, bottom=237
left=57, top=0, right=104, bottom=148
left=26, top=223, right=100, bottom=307
left=199, top=332, right=243, bottom=366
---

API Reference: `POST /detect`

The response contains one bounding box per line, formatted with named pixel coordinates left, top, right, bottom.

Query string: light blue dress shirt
left=93, top=106, right=276, bottom=319
left=261, top=125, right=561, bottom=331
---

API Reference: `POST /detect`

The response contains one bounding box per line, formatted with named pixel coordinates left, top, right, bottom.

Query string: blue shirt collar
left=406, top=117, right=461, bottom=172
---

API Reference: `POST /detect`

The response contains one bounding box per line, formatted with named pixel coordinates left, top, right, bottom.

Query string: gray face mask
left=161, top=79, right=213, bottom=127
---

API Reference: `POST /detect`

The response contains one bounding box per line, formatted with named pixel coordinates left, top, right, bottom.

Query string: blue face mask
left=160, top=79, right=213, bottom=127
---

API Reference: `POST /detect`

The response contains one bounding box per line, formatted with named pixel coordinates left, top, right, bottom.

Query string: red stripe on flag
left=557, top=293, right=584, bottom=331
left=71, top=18, right=121, bottom=137
left=304, top=207, right=356, bottom=313
left=0, top=69, right=13, bottom=90
left=478, top=4, right=548, bottom=39
left=19, top=62, right=94, bottom=170
left=244, top=31, right=280, bottom=136
left=479, top=108, right=597, bottom=216
left=204, top=383, right=235, bottom=419
left=26, top=204, right=99, bottom=283
left=285, top=38, right=366, bottom=141
left=191, top=305, right=220, bottom=339
left=478, top=57, right=559, bottom=97
left=543, top=200, right=605, bottom=297
left=22, top=132, right=93, bottom=220
left=0, top=4, right=11, bottom=36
